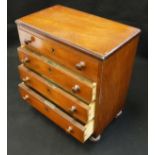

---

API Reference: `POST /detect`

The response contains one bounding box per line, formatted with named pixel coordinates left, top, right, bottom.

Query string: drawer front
left=18, top=83, right=94, bottom=142
left=18, top=47, right=96, bottom=103
left=18, top=64, right=95, bottom=123
left=18, top=27, right=99, bottom=81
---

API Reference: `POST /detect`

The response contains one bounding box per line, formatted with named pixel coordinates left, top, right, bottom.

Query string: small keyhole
left=51, top=48, right=55, bottom=53
left=47, top=88, right=51, bottom=93
left=48, top=67, right=52, bottom=72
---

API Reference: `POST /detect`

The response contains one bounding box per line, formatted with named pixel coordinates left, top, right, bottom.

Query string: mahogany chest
left=16, top=5, right=140, bottom=143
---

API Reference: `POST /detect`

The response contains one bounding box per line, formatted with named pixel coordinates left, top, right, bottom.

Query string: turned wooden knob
left=22, top=76, right=30, bottom=82
left=21, top=57, right=29, bottom=63
left=66, top=126, right=73, bottom=133
left=24, top=36, right=34, bottom=45
left=72, top=85, right=80, bottom=93
left=69, top=106, right=76, bottom=113
left=75, top=61, right=86, bottom=70
left=22, top=94, right=29, bottom=100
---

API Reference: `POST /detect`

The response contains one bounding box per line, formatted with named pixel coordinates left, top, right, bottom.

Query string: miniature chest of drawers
left=16, top=5, right=140, bottom=143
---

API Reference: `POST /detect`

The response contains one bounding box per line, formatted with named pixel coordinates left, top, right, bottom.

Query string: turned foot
left=89, top=134, right=101, bottom=142
left=115, top=110, right=123, bottom=118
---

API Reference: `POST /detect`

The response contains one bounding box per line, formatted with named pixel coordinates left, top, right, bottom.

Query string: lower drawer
left=18, top=64, right=95, bottom=123
left=18, top=83, right=94, bottom=143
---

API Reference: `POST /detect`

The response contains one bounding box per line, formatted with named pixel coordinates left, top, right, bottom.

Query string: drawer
left=18, top=27, right=99, bottom=81
left=18, top=64, right=95, bottom=123
left=18, top=83, right=94, bottom=143
left=18, top=47, right=96, bottom=103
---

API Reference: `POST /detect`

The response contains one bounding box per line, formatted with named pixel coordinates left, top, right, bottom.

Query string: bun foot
left=89, top=134, right=101, bottom=142
left=115, top=110, right=123, bottom=118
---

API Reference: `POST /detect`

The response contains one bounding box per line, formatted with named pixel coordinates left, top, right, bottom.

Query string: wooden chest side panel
left=94, top=36, right=140, bottom=136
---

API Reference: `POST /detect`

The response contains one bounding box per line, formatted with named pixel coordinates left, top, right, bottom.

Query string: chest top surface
left=16, top=5, right=140, bottom=59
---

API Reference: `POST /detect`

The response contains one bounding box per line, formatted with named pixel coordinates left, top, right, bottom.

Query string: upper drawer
left=17, top=27, right=100, bottom=81
left=17, top=47, right=96, bottom=103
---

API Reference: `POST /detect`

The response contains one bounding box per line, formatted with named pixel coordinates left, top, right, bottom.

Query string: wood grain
left=17, top=47, right=96, bottom=103
left=17, top=27, right=99, bottom=81
left=16, top=5, right=140, bottom=59
left=18, top=83, right=94, bottom=142
left=15, top=4, right=141, bottom=142
left=94, top=36, right=140, bottom=136
left=18, top=64, right=95, bottom=123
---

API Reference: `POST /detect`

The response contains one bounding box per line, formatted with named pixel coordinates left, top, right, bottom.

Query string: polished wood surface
left=18, top=47, right=96, bottom=103
left=18, top=83, right=94, bottom=142
left=18, top=64, right=95, bottom=123
left=18, top=27, right=99, bottom=81
left=16, top=5, right=140, bottom=59
left=16, top=5, right=141, bottom=142
left=94, top=36, right=140, bottom=136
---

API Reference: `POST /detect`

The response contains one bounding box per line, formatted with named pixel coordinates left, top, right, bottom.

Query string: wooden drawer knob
left=21, top=57, right=29, bottom=63
left=69, top=106, right=76, bottom=113
left=72, top=85, right=80, bottom=93
left=24, top=36, right=34, bottom=45
left=75, top=61, right=86, bottom=70
left=22, top=76, right=30, bottom=82
left=66, top=126, right=73, bottom=133
left=22, top=94, right=29, bottom=100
